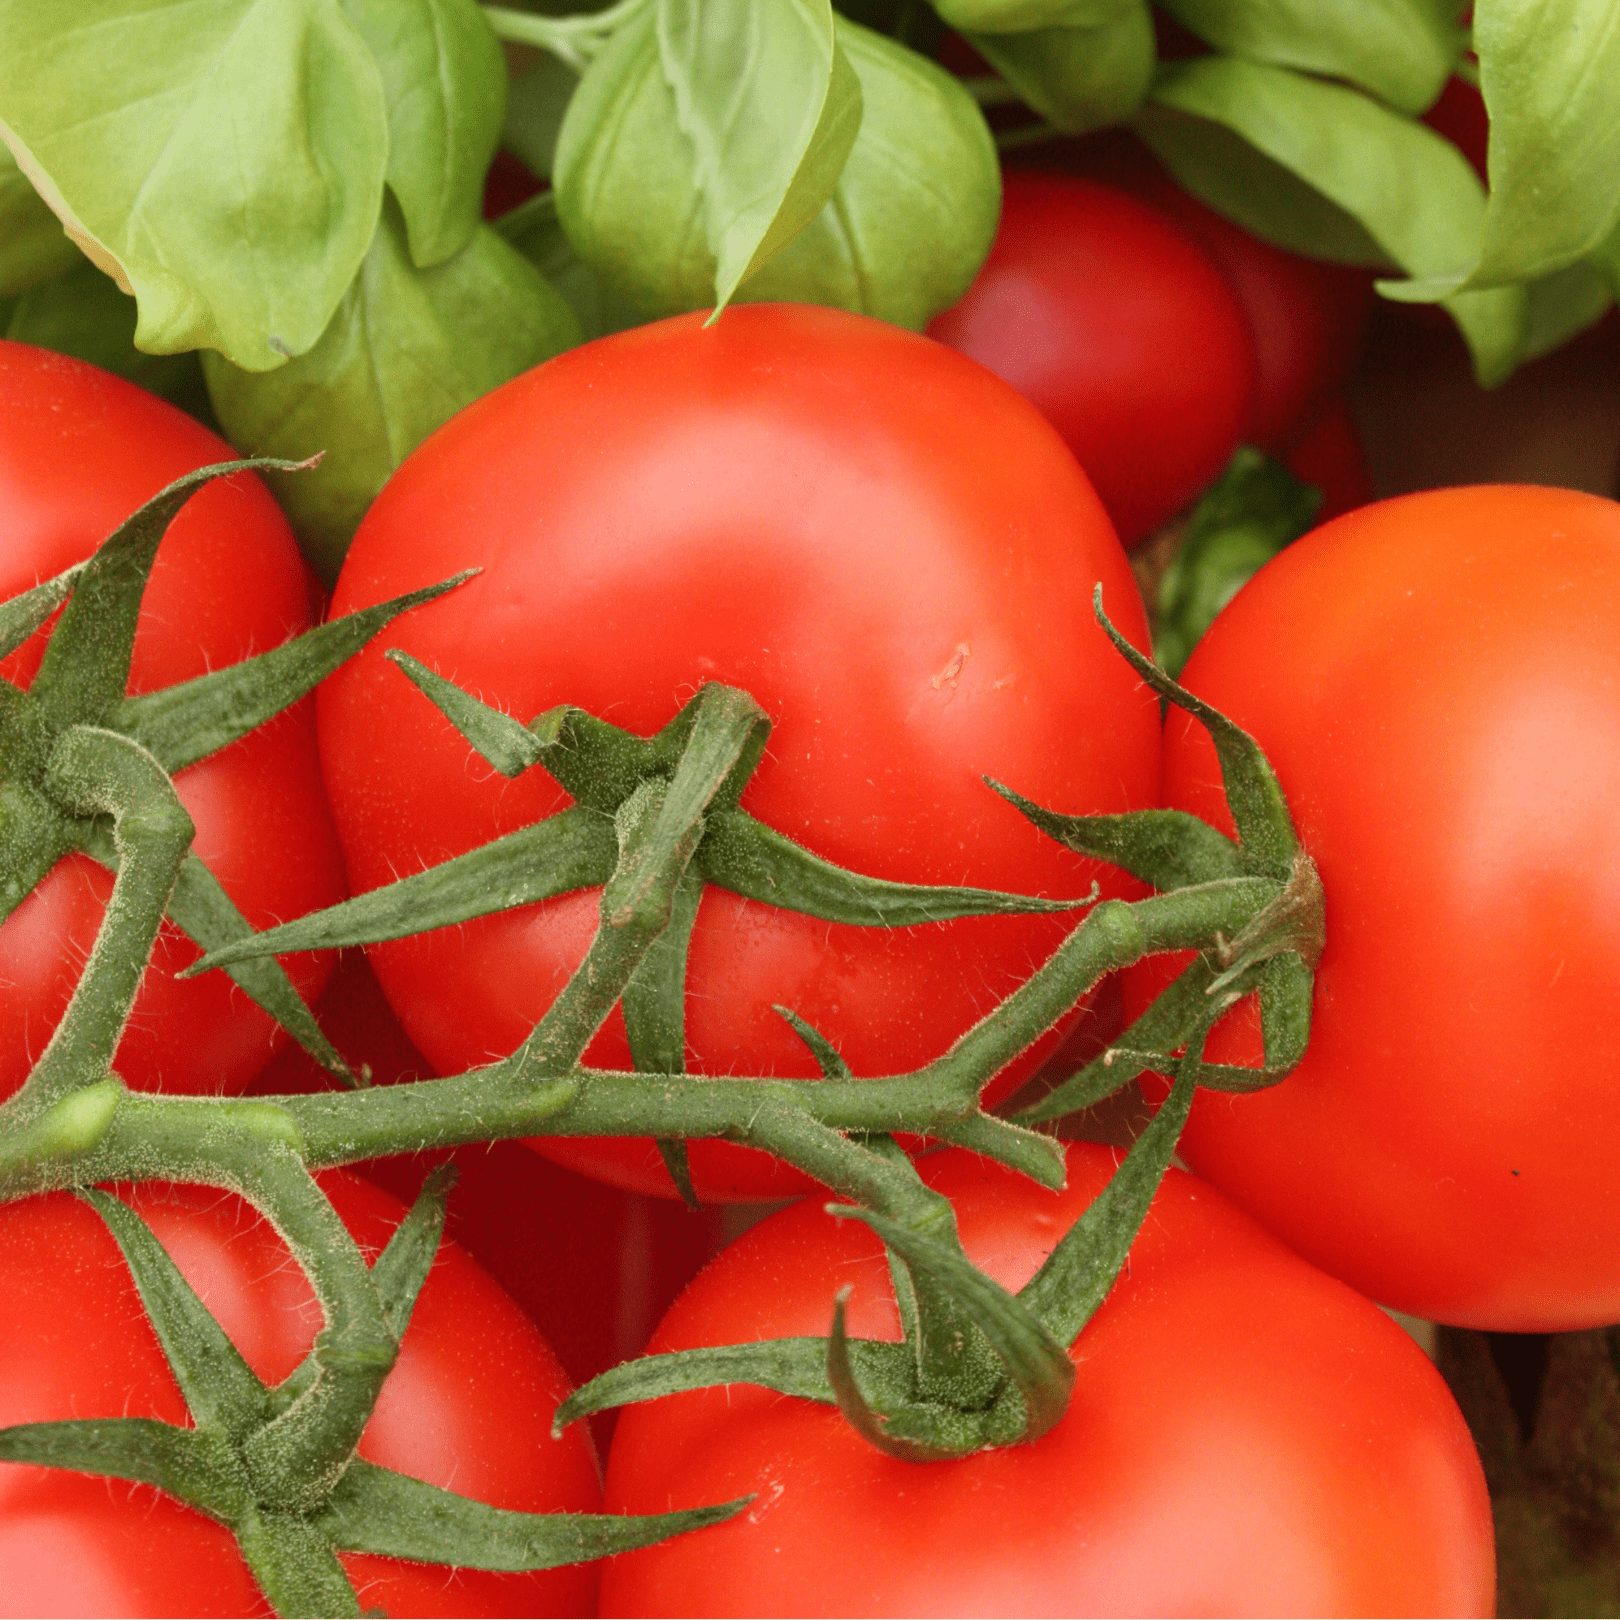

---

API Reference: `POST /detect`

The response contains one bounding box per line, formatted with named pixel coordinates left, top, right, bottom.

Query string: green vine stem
left=482, top=0, right=652, bottom=71
left=232, top=1147, right=400, bottom=1515
left=506, top=684, right=769, bottom=1084
left=4, top=726, right=193, bottom=1124
left=0, top=865, right=1301, bottom=1208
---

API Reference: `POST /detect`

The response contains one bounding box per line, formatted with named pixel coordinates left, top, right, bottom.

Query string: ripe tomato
left=0, top=1171, right=603, bottom=1618
left=1129, top=486, right=1620, bottom=1331
left=0, top=342, right=346, bottom=1100
left=1284, top=397, right=1372, bottom=522
left=318, top=304, right=1160, bottom=1202
left=1025, top=133, right=1374, bottom=457
left=927, top=170, right=1256, bottom=545
left=1423, top=76, right=1489, bottom=183
left=599, top=1144, right=1494, bottom=1616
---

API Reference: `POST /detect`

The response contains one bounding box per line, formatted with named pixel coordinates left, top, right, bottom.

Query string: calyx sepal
left=0, top=1170, right=746, bottom=1616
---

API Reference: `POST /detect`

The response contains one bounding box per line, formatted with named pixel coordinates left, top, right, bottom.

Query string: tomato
left=1128, top=486, right=1620, bottom=1331
left=1028, top=133, right=1374, bottom=457
left=927, top=170, right=1256, bottom=545
left=482, top=150, right=545, bottom=220
left=318, top=303, right=1160, bottom=1202
left=253, top=951, right=728, bottom=1415
left=0, top=1171, right=603, bottom=1618
left=599, top=1144, right=1494, bottom=1617
left=1284, top=396, right=1372, bottom=522
left=0, top=341, right=347, bottom=1100
left=1423, top=76, right=1489, bottom=183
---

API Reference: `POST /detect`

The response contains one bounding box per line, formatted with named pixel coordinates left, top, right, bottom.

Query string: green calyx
left=539, top=592, right=1321, bottom=1462
left=1152, top=447, right=1322, bottom=679
left=0, top=1169, right=746, bottom=1618
left=0, top=460, right=474, bottom=1122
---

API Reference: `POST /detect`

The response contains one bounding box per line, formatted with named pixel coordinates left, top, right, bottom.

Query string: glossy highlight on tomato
left=318, top=303, right=1160, bottom=1201
left=1129, top=485, right=1620, bottom=1330
left=0, top=341, right=347, bottom=1101
left=0, top=1172, right=602, bottom=1618
left=599, top=1145, right=1494, bottom=1617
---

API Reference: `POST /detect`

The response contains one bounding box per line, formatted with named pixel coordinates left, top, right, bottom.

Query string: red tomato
left=0, top=342, right=346, bottom=1100
left=0, top=1172, right=602, bottom=1618
left=1028, top=133, right=1374, bottom=455
left=927, top=170, right=1256, bottom=544
left=1423, top=75, right=1489, bottom=182
left=600, top=1144, right=1494, bottom=1617
left=1284, top=396, right=1373, bottom=522
left=1128, top=486, right=1620, bottom=1331
left=317, top=304, right=1160, bottom=1202
left=482, top=150, right=545, bottom=219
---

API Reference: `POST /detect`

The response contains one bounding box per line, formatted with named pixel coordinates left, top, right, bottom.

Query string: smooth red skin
left=927, top=171, right=1256, bottom=545
left=1029, top=134, right=1374, bottom=456
left=1149, top=198, right=1371, bottom=455
left=482, top=150, right=545, bottom=219
left=0, top=341, right=346, bottom=1098
left=1126, top=487, right=1620, bottom=1331
left=0, top=1173, right=602, bottom=1618
left=255, top=952, right=728, bottom=1428
left=600, top=1145, right=1494, bottom=1618
left=318, top=304, right=1160, bottom=1201
left=1284, top=396, right=1373, bottom=523
left=1423, top=76, right=1489, bottom=182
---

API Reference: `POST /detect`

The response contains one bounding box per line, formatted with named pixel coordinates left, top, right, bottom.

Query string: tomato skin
left=600, top=1144, right=1493, bottom=1618
left=0, top=1172, right=602, bottom=1619
left=1026, top=134, right=1374, bottom=457
left=0, top=341, right=347, bottom=1100
left=927, top=171, right=1256, bottom=544
left=318, top=303, right=1160, bottom=1201
left=482, top=150, right=545, bottom=219
left=1284, top=396, right=1372, bottom=522
left=1423, top=76, right=1490, bottom=183
left=1128, top=486, right=1620, bottom=1330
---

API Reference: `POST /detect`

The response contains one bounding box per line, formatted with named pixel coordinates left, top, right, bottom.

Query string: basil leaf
left=203, top=200, right=580, bottom=582
left=4, top=260, right=211, bottom=416
left=0, top=141, right=79, bottom=297
left=0, top=0, right=389, bottom=372
left=1134, top=101, right=1392, bottom=267
left=1590, top=215, right=1620, bottom=299
left=1156, top=0, right=1461, bottom=115
left=556, top=0, right=864, bottom=316
left=935, top=0, right=1135, bottom=36
left=498, top=193, right=643, bottom=341
left=737, top=20, right=999, bottom=329
left=1522, top=260, right=1614, bottom=361
left=504, top=52, right=580, bottom=182
left=553, top=9, right=715, bottom=316
left=660, top=0, right=863, bottom=311
left=339, top=0, right=508, bottom=268
left=967, top=3, right=1154, bottom=134
left=1145, top=58, right=1528, bottom=385
left=1471, top=0, right=1620, bottom=286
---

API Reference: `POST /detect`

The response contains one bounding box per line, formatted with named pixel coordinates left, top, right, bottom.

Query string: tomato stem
left=3, top=726, right=192, bottom=1125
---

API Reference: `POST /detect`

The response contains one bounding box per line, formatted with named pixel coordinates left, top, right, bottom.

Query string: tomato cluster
left=5, top=243, right=1618, bottom=1615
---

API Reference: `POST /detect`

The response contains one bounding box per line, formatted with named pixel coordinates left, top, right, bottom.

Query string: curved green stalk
left=6, top=727, right=193, bottom=1123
